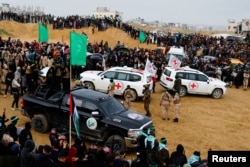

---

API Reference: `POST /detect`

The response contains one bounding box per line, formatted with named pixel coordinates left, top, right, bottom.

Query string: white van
left=165, top=46, right=187, bottom=62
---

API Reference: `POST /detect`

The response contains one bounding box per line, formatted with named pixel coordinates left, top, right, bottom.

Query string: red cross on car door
left=114, top=81, right=124, bottom=94
left=187, top=74, right=212, bottom=95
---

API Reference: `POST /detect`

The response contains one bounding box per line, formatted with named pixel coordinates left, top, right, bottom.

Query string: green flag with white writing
left=70, top=31, right=87, bottom=66
left=38, top=23, right=49, bottom=42
left=139, top=30, right=146, bottom=43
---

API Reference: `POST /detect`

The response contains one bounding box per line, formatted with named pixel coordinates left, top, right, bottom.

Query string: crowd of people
left=0, top=9, right=250, bottom=167
left=0, top=114, right=208, bottom=167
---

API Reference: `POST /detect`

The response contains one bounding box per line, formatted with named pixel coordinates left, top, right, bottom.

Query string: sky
left=4, top=0, right=250, bottom=28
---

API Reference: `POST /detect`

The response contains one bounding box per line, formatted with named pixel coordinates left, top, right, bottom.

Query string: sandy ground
left=1, top=81, right=250, bottom=160
left=0, top=21, right=250, bottom=160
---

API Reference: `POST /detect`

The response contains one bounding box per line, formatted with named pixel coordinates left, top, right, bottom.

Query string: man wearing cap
left=6, top=116, right=19, bottom=141
left=124, top=85, right=133, bottom=109
left=158, top=137, right=170, bottom=167
left=160, top=90, right=172, bottom=120
left=107, top=78, right=115, bottom=97
left=143, top=84, right=151, bottom=116
left=173, top=91, right=181, bottom=122
left=58, top=133, right=69, bottom=154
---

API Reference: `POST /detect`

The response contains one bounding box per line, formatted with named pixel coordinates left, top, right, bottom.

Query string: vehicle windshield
left=99, top=98, right=126, bottom=116
left=97, top=71, right=104, bottom=76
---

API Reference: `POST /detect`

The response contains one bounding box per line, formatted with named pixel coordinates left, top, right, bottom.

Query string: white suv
left=160, top=66, right=227, bottom=99
left=79, top=66, right=153, bottom=101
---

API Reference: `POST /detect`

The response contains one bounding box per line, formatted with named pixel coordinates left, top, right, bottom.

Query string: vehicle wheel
left=84, top=82, right=95, bottom=90
left=212, top=88, right=222, bottom=99
left=106, top=135, right=126, bottom=154
left=32, top=114, right=49, bottom=133
left=179, top=86, right=187, bottom=97
left=124, top=89, right=137, bottom=102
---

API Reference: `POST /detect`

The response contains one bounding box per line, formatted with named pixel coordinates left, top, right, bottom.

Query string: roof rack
left=172, top=66, right=200, bottom=73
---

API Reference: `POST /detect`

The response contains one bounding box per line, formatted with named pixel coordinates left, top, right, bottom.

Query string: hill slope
left=0, top=21, right=156, bottom=50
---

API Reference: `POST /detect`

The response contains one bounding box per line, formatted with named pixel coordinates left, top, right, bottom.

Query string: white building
left=227, top=18, right=250, bottom=36
left=0, top=3, right=44, bottom=16
left=92, top=7, right=123, bottom=20
left=241, top=19, right=250, bottom=33
left=227, top=19, right=238, bottom=32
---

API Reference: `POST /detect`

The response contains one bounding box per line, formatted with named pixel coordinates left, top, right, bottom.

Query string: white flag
left=168, top=55, right=181, bottom=69
left=144, top=58, right=156, bottom=76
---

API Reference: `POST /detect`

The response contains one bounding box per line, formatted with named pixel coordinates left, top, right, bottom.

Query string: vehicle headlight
left=127, top=129, right=141, bottom=138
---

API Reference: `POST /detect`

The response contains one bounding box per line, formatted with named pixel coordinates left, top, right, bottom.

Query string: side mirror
left=207, top=79, right=210, bottom=84
left=101, top=75, right=104, bottom=80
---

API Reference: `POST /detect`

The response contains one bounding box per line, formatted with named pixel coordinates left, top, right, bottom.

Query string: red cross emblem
left=190, top=82, right=197, bottom=89
left=115, top=82, right=122, bottom=90
left=173, top=59, right=178, bottom=65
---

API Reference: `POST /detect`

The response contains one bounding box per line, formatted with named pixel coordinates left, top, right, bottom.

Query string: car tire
left=106, top=135, right=126, bottom=153
left=211, top=88, right=222, bottom=99
left=179, top=86, right=187, bottom=97
left=84, top=82, right=95, bottom=90
left=32, top=114, right=49, bottom=133
left=124, top=89, right=137, bottom=102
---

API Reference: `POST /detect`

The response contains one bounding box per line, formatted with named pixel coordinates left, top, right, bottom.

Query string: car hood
left=209, top=77, right=226, bottom=85
left=108, top=110, right=152, bottom=130
left=80, top=70, right=103, bottom=77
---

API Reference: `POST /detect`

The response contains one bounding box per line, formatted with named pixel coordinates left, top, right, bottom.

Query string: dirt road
left=1, top=82, right=250, bottom=159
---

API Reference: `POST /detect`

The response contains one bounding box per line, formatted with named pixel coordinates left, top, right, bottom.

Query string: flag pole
left=69, top=50, right=72, bottom=148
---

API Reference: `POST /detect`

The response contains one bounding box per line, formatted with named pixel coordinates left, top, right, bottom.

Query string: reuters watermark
left=208, top=151, right=249, bottom=167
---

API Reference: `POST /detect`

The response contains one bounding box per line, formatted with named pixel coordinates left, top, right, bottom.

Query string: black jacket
left=19, top=128, right=33, bottom=148
left=6, top=123, right=18, bottom=141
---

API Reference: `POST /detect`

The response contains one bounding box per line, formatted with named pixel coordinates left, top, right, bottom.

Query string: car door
left=76, top=98, right=107, bottom=139
left=185, top=73, right=199, bottom=94
left=114, top=72, right=129, bottom=95
left=186, top=73, right=211, bottom=94
left=194, top=74, right=213, bottom=94
left=51, top=93, right=70, bottom=130
left=98, top=71, right=116, bottom=93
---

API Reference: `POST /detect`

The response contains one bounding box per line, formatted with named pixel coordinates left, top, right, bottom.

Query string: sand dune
left=0, top=20, right=156, bottom=50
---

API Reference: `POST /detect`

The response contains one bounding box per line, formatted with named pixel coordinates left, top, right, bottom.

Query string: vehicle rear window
left=163, top=69, right=171, bottom=77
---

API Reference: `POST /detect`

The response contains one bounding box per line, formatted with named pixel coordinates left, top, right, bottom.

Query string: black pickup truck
left=21, top=85, right=153, bottom=152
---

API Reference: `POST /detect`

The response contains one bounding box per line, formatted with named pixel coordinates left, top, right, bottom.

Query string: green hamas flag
left=38, top=23, right=49, bottom=42
left=139, top=30, right=146, bottom=43
left=70, top=31, right=87, bottom=66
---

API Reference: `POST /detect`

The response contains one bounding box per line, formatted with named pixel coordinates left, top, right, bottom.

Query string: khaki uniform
left=243, top=71, right=250, bottom=90
left=143, top=88, right=151, bottom=116
left=108, top=82, right=115, bottom=97
left=173, top=93, right=181, bottom=120
left=124, top=88, right=133, bottom=109
left=160, top=91, right=172, bottom=120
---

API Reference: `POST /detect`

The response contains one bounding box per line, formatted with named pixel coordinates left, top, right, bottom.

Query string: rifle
left=1, top=108, right=9, bottom=128
left=0, top=108, right=9, bottom=137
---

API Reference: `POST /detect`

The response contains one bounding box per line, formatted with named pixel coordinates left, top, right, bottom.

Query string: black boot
left=173, top=118, right=178, bottom=122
